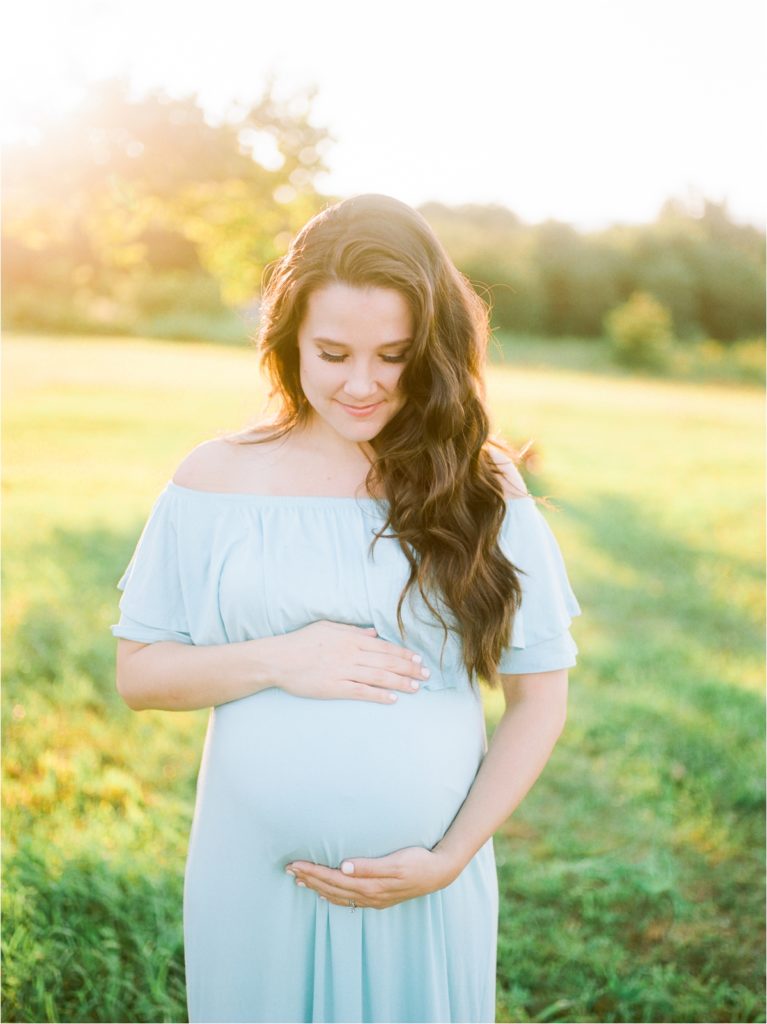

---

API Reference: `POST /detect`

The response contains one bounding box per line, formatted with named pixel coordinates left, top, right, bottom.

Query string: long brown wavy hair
left=230, top=193, right=534, bottom=688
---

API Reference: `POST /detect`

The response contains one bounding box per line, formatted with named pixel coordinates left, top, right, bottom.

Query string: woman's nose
left=342, top=368, right=379, bottom=399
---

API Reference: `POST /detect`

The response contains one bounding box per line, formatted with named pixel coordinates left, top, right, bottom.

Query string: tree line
left=2, top=79, right=764, bottom=344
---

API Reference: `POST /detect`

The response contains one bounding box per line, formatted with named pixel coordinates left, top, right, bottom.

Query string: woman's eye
left=318, top=352, right=407, bottom=364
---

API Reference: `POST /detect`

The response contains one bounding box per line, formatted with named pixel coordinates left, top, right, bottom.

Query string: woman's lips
left=337, top=400, right=383, bottom=418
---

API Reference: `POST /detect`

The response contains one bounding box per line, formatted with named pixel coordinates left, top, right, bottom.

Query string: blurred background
left=2, top=1, right=764, bottom=1022
left=2, top=0, right=765, bottom=367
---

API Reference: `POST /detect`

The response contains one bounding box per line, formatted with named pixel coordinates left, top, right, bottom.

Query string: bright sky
left=2, top=0, right=765, bottom=230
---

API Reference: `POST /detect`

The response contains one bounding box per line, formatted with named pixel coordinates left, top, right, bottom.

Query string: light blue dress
left=111, top=481, right=582, bottom=1024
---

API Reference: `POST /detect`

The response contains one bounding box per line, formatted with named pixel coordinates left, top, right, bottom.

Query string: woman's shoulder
left=171, top=438, right=236, bottom=491
left=485, top=442, right=530, bottom=501
left=172, top=430, right=277, bottom=492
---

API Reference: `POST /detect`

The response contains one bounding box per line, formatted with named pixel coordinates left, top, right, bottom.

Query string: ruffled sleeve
left=496, top=497, right=582, bottom=675
left=111, top=485, right=193, bottom=645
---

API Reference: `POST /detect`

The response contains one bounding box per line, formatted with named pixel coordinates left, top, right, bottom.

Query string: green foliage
left=127, top=272, right=226, bottom=319
left=673, top=337, right=766, bottom=386
left=1, top=284, right=132, bottom=337
left=490, top=331, right=766, bottom=386
left=3, top=846, right=186, bottom=1022
left=422, top=198, right=765, bottom=342
left=4, top=92, right=764, bottom=348
left=133, top=310, right=250, bottom=346
left=2, top=76, right=331, bottom=333
left=2, top=336, right=764, bottom=1023
left=126, top=270, right=251, bottom=342
left=603, top=290, right=675, bottom=369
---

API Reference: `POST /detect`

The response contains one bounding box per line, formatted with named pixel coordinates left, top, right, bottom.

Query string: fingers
left=370, top=652, right=432, bottom=683
left=310, top=879, right=376, bottom=907
left=352, top=664, right=430, bottom=695
left=286, top=859, right=408, bottom=909
left=288, top=872, right=384, bottom=909
left=350, top=626, right=423, bottom=666
left=342, top=681, right=402, bottom=704
left=367, top=634, right=423, bottom=664
left=357, top=640, right=431, bottom=684
left=337, top=624, right=431, bottom=701
left=338, top=857, right=398, bottom=878
left=287, top=862, right=364, bottom=897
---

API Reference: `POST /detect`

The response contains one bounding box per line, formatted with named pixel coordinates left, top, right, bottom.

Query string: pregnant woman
left=112, top=193, right=582, bottom=1024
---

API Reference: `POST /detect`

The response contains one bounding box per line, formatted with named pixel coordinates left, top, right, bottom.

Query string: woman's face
left=297, top=282, right=413, bottom=445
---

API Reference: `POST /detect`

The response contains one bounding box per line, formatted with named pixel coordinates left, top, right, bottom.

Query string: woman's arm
left=432, top=669, right=568, bottom=876
left=285, top=670, right=568, bottom=905
left=116, top=637, right=283, bottom=712
left=116, top=622, right=429, bottom=712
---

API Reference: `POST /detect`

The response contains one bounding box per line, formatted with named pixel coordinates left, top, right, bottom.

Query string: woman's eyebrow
left=312, top=337, right=413, bottom=348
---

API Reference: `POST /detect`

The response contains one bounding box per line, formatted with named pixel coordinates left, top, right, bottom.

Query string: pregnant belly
left=195, top=684, right=486, bottom=869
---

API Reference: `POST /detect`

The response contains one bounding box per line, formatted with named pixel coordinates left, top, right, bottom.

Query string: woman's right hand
left=271, top=620, right=431, bottom=704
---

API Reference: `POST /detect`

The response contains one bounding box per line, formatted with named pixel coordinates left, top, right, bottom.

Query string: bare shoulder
left=486, top=444, right=530, bottom=500
left=171, top=438, right=239, bottom=491
left=171, top=427, right=285, bottom=492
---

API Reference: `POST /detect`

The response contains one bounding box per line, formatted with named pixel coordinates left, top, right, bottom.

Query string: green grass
left=3, top=333, right=764, bottom=1023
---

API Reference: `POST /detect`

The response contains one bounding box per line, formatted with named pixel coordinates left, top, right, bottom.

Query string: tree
left=2, top=76, right=334, bottom=331
left=604, top=291, right=674, bottom=368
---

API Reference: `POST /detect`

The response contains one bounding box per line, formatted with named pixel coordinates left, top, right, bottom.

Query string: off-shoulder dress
left=111, top=482, right=582, bottom=1024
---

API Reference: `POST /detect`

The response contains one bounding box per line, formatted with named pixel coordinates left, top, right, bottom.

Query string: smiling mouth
left=338, top=401, right=383, bottom=411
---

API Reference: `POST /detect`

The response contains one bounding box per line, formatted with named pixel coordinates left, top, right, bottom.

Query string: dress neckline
left=166, top=479, right=535, bottom=509
left=167, top=480, right=387, bottom=503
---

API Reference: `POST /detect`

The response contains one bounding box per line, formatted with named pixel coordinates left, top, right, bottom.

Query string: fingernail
left=341, top=861, right=355, bottom=875
left=412, top=654, right=422, bottom=663
left=388, top=693, right=398, bottom=702
left=421, top=667, right=430, bottom=677
left=318, top=894, right=327, bottom=900
left=285, top=868, right=295, bottom=876
left=410, top=680, right=420, bottom=690
left=296, top=880, right=307, bottom=888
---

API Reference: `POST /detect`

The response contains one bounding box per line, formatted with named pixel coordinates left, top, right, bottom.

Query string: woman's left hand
left=285, top=846, right=461, bottom=909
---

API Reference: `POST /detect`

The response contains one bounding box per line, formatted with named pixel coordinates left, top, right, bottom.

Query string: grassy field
left=2, top=333, right=764, bottom=1023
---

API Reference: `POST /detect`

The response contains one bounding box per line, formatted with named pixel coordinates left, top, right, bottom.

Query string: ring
left=348, top=899, right=357, bottom=912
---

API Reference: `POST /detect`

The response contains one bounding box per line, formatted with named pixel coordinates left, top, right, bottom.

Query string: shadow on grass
left=492, top=488, right=765, bottom=1022
left=5, top=525, right=147, bottom=702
